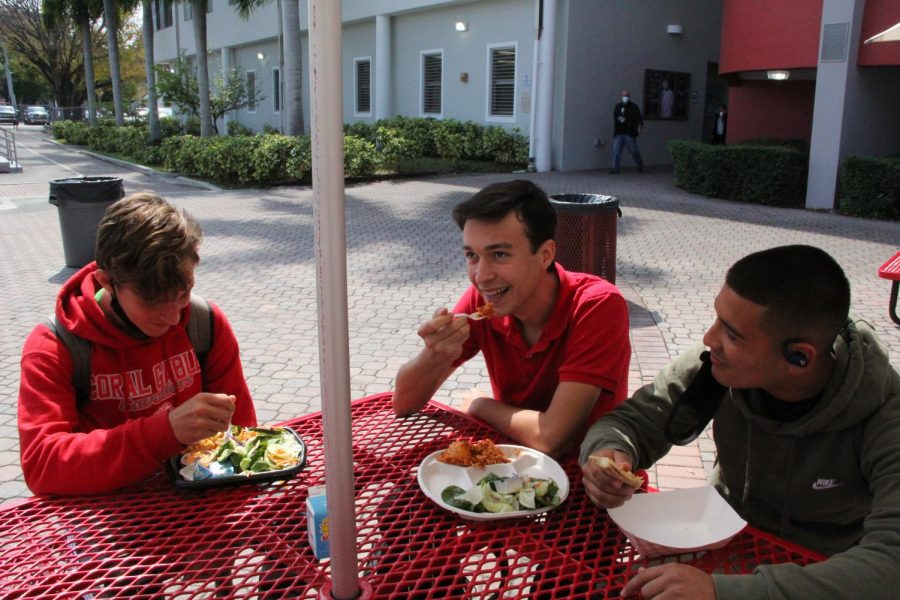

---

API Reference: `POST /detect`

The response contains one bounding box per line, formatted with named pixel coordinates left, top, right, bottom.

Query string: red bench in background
left=878, top=251, right=900, bottom=325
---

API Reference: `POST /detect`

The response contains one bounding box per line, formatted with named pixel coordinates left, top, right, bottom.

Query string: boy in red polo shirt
left=393, top=180, right=630, bottom=457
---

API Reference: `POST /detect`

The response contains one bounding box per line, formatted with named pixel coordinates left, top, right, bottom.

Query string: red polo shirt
left=452, top=263, right=631, bottom=427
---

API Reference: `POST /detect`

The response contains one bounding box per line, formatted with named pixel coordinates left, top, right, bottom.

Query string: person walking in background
left=711, top=103, right=728, bottom=144
left=611, top=89, right=644, bottom=174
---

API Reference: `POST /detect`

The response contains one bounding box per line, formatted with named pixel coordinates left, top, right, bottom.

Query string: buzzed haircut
left=451, top=180, right=556, bottom=254
left=95, top=193, right=202, bottom=303
left=726, top=245, right=850, bottom=344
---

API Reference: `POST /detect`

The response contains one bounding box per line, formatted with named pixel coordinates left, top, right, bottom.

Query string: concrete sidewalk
left=1, top=127, right=898, bottom=504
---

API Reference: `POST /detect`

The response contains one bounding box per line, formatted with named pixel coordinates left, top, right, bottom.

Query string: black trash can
left=49, top=177, right=124, bottom=268
left=549, top=193, right=621, bottom=283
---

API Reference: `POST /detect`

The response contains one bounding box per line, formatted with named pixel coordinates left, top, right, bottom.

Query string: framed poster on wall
left=643, top=69, right=690, bottom=120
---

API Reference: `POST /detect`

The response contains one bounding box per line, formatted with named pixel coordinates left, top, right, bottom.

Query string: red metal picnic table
left=879, top=251, right=900, bottom=325
left=0, top=392, right=822, bottom=598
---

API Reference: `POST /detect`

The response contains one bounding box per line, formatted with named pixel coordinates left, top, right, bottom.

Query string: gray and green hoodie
left=580, top=319, right=900, bottom=599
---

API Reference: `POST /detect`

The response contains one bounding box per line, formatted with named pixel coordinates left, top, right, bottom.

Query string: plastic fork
left=455, top=312, right=489, bottom=320
left=222, top=423, right=233, bottom=443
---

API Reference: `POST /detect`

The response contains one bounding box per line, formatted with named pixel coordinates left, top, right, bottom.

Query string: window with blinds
left=154, top=0, right=172, bottom=30
left=489, top=46, right=516, bottom=119
left=355, top=58, right=371, bottom=115
left=273, top=68, right=281, bottom=113
left=246, top=71, right=257, bottom=113
left=422, top=52, right=442, bottom=116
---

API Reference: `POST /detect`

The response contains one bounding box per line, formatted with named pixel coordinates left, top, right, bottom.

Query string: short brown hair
left=95, top=193, right=202, bottom=303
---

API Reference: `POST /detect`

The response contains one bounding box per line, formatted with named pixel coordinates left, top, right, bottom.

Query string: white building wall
left=342, top=22, right=377, bottom=124
left=390, top=0, right=534, bottom=130
left=154, top=0, right=282, bottom=61
left=150, top=0, right=723, bottom=168
left=231, top=40, right=282, bottom=131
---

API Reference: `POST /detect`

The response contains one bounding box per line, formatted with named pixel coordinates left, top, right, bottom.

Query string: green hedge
left=51, top=116, right=528, bottom=186
left=668, top=140, right=807, bottom=207
left=837, top=155, right=900, bottom=220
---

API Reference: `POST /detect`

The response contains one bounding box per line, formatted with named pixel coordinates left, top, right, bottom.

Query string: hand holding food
left=417, top=308, right=470, bottom=363
left=589, top=455, right=643, bottom=488
left=582, top=449, right=640, bottom=508
left=168, top=393, right=236, bottom=445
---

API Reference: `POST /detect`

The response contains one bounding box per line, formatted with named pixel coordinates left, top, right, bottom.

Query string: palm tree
left=188, top=0, right=213, bottom=136
left=280, top=0, right=303, bottom=135
left=42, top=0, right=103, bottom=126
left=140, top=0, right=160, bottom=141
left=101, top=0, right=124, bottom=125
left=229, top=0, right=303, bottom=135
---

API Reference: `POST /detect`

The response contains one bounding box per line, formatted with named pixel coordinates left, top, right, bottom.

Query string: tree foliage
left=156, top=56, right=264, bottom=134
left=0, top=0, right=85, bottom=105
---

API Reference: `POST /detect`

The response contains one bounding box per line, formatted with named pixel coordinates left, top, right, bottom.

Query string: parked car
left=24, top=106, right=49, bottom=125
left=0, top=105, right=18, bottom=126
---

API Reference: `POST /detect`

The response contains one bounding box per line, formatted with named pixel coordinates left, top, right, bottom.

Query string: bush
left=250, top=134, right=310, bottom=183
left=52, top=120, right=92, bottom=145
left=741, top=137, right=808, bottom=155
left=482, top=125, right=529, bottom=164
left=54, top=115, right=527, bottom=185
left=228, top=120, right=254, bottom=136
left=344, top=121, right=376, bottom=141
left=668, top=140, right=807, bottom=207
left=343, top=135, right=381, bottom=177
left=837, top=155, right=900, bottom=220
left=375, top=126, right=421, bottom=167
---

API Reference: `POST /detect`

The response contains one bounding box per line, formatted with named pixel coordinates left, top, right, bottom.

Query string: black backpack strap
left=45, top=317, right=92, bottom=407
left=187, top=294, right=214, bottom=367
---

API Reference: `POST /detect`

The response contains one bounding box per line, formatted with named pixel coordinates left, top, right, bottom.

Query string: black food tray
left=167, top=426, right=307, bottom=489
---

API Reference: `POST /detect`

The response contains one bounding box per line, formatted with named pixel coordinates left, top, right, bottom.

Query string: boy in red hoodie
left=18, top=193, right=257, bottom=495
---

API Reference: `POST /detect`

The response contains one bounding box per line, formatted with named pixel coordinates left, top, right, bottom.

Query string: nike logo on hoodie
left=812, top=478, right=843, bottom=491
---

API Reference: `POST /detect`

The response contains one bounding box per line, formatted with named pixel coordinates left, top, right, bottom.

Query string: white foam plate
left=608, top=486, right=747, bottom=556
left=417, top=444, right=569, bottom=521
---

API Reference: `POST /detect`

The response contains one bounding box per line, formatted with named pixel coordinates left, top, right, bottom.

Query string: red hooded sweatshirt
left=18, top=263, right=257, bottom=495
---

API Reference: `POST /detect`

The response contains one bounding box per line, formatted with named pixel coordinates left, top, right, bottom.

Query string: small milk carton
left=306, top=485, right=330, bottom=559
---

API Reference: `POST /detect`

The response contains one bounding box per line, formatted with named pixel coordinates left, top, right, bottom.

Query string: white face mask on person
left=622, top=96, right=630, bottom=104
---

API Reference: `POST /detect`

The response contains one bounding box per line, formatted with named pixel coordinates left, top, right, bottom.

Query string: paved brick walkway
left=0, top=127, right=897, bottom=503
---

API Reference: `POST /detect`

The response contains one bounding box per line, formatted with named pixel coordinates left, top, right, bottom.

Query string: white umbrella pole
left=308, top=1, right=361, bottom=598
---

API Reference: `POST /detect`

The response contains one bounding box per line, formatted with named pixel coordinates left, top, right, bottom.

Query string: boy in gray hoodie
left=581, top=245, right=900, bottom=599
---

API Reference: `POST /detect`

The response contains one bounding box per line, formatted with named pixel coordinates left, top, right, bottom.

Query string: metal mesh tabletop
left=0, top=393, right=822, bottom=598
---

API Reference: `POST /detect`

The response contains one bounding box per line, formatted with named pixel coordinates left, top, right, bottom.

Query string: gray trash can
left=549, top=193, right=621, bottom=283
left=49, top=177, right=124, bottom=268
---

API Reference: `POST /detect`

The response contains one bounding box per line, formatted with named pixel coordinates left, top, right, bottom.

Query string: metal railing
left=0, top=127, right=17, bottom=170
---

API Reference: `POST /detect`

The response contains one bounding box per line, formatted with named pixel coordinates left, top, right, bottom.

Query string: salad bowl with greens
left=169, top=426, right=306, bottom=488
left=417, top=444, right=569, bottom=521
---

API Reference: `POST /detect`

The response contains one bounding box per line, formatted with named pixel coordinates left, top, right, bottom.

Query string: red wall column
left=726, top=81, right=816, bottom=144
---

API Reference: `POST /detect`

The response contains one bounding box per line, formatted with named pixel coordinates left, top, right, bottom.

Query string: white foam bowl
left=608, top=486, right=747, bottom=557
